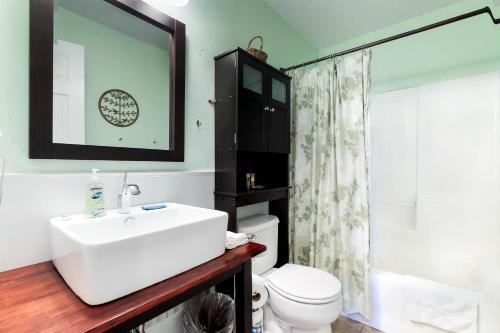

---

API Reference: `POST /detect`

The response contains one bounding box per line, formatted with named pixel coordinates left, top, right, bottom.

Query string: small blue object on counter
left=142, top=203, right=167, bottom=211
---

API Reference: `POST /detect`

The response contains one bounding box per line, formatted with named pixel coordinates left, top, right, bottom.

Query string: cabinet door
left=238, top=62, right=267, bottom=152
left=242, top=63, right=263, bottom=95
left=267, top=76, right=290, bottom=153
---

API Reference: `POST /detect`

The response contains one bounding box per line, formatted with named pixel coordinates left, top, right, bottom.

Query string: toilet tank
left=237, top=214, right=279, bottom=275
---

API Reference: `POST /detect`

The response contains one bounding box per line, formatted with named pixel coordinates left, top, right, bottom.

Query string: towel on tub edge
left=404, top=275, right=481, bottom=333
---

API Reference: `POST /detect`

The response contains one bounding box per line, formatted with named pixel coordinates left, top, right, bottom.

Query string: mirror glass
left=53, top=0, right=171, bottom=150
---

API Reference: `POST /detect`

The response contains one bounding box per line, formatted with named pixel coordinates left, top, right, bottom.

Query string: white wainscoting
left=0, top=170, right=214, bottom=272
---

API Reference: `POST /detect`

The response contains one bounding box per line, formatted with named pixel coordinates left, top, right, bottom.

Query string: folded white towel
left=404, top=275, right=481, bottom=333
left=225, top=231, right=249, bottom=249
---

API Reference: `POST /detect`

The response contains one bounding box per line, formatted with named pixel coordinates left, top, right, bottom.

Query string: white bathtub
left=348, top=270, right=461, bottom=333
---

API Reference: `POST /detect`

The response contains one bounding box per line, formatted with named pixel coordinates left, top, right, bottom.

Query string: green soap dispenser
left=85, top=169, right=106, bottom=218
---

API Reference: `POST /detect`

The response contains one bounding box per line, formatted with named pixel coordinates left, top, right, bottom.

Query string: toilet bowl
left=264, top=264, right=343, bottom=332
left=237, top=215, right=343, bottom=333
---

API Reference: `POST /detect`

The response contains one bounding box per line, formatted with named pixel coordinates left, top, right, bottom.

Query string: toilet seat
left=266, top=264, right=341, bottom=305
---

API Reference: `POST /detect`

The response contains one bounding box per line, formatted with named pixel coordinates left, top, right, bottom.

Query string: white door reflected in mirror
left=53, top=40, right=85, bottom=145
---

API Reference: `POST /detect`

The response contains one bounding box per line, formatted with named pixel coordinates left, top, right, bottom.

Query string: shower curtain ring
left=362, top=43, right=368, bottom=55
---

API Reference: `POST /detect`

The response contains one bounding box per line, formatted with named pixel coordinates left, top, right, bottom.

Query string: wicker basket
left=245, top=36, right=268, bottom=62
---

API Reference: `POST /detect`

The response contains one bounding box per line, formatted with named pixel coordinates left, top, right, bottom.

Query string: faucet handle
left=127, top=184, right=141, bottom=195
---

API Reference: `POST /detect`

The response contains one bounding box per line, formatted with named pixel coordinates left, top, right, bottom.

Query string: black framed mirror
left=29, top=0, right=185, bottom=161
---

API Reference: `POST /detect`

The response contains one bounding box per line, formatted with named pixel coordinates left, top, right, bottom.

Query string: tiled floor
left=331, top=316, right=383, bottom=333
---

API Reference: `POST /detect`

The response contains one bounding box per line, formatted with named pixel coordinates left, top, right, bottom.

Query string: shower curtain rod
left=281, top=6, right=500, bottom=72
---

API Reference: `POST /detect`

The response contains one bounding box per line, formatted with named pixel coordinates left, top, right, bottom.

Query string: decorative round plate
left=98, top=89, right=139, bottom=127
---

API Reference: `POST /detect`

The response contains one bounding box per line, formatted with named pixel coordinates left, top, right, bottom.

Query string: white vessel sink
left=50, top=203, right=228, bottom=305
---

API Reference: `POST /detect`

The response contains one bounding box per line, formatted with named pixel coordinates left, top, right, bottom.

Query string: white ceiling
left=264, top=0, right=463, bottom=49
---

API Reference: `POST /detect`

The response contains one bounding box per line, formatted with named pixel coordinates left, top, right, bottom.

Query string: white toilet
left=237, top=214, right=343, bottom=333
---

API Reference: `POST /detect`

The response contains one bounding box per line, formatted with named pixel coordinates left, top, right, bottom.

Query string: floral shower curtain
left=289, top=51, right=372, bottom=318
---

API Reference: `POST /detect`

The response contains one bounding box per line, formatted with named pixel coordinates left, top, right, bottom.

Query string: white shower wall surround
left=367, top=71, right=500, bottom=333
left=0, top=170, right=214, bottom=272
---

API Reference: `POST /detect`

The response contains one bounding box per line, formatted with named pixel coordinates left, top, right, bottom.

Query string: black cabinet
left=220, top=49, right=291, bottom=154
left=213, top=48, right=290, bottom=267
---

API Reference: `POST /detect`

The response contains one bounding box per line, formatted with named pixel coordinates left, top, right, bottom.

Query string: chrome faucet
left=117, top=172, right=141, bottom=214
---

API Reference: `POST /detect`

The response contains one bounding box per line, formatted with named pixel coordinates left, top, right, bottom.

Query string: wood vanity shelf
left=0, top=243, right=265, bottom=333
left=213, top=48, right=291, bottom=268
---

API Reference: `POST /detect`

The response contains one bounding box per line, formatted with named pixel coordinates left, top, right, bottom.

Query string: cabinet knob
left=270, top=107, right=275, bottom=112
left=264, top=106, right=270, bottom=111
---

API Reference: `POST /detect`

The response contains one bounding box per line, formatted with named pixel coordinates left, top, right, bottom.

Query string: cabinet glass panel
left=243, top=64, right=262, bottom=94
left=272, top=78, right=286, bottom=103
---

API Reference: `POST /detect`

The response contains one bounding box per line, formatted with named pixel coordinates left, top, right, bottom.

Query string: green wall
left=11, top=0, right=497, bottom=172
left=319, top=0, right=500, bottom=93
left=0, top=0, right=316, bottom=172
left=54, top=6, right=170, bottom=150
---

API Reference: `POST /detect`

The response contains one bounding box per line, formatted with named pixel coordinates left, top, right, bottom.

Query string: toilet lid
left=266, top=264, right=341, bottom=304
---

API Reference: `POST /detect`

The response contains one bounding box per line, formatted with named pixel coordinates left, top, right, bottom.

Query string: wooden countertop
left=0, top=242, right=265, bottom=333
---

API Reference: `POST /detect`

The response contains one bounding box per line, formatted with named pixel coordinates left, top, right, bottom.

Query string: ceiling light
left=143, top=0, right=190, bottom=8
left=165, top=0, right=190, bottom=7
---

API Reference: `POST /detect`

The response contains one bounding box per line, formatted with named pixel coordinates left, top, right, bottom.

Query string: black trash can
left=184, top=292, right=235, bottom=333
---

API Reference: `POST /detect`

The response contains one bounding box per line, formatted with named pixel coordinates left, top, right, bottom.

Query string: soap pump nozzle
left=91, top=168, right=100, bottom=183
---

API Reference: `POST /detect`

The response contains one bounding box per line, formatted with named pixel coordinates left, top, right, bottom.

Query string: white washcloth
left=404, top=275, right=481, bottom=333
left=225, top=231, right=249, bottom=249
